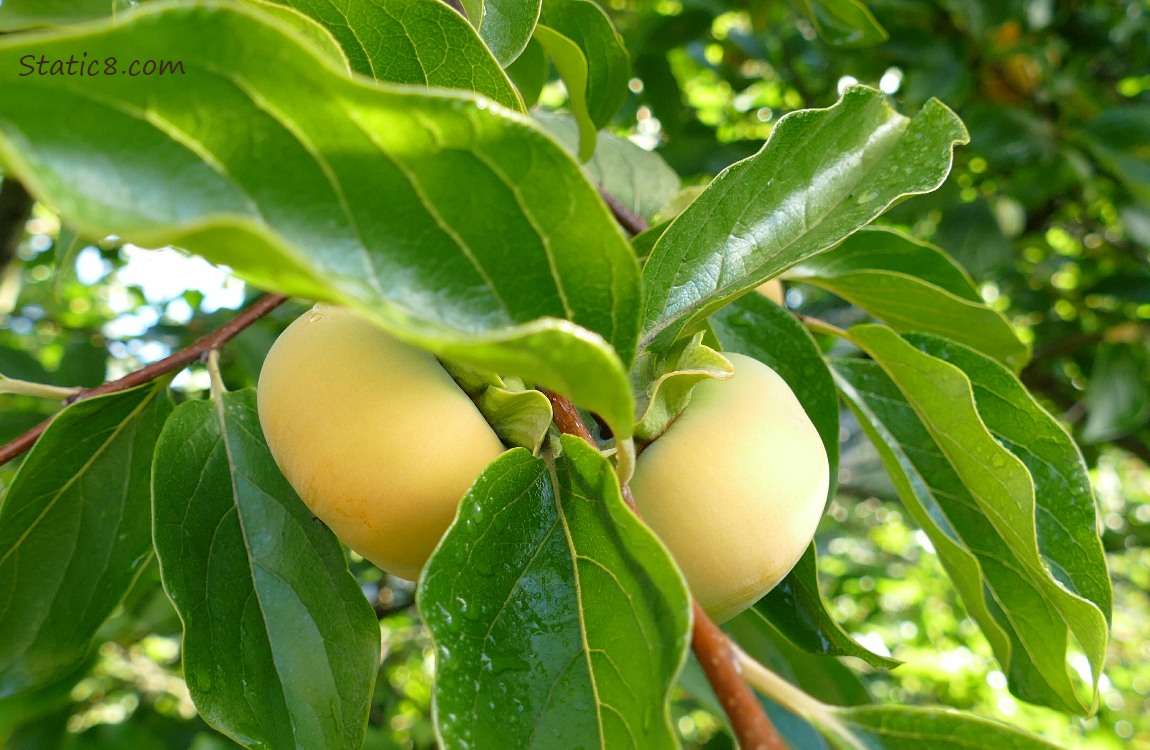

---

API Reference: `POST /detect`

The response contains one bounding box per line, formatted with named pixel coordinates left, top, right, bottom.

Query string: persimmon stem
left=0, top=293, right=289, bottom=467
left=733, top=644, right=865, bottom=750
left=541, top=388, right=789, bottom=750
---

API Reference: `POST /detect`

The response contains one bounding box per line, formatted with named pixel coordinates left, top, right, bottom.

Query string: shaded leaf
left=506, top=37, right=548, bottom=108
left=753, top=547, right=898, bottom=669
left=0, top=2, right=639, bottom=436
left=535, top=112, right=681, bottom=221
left=420, top=439, right=691, bottom=749
left=792, top=228, right=1029, bottom=369
left=793, top=0, right=888, bottom=47
left=641, top=86, right=968, bottom=352
left=1082, top=340, right=1150, bottom=443
left=152, top=390, right=380, bottom=750
left=0, top=383, right=172, bottom=697
left=270, top=0, right=522, bottom=110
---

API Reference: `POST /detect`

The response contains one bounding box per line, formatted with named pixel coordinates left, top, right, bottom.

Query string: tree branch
left=541, top=389, right=788, bottom=750
left=0, top=293, right=289, bottom=467
left=598, top=187, right=648, bottom=237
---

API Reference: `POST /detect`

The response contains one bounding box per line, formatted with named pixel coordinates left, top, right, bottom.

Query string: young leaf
left=420, top=439, right=691, bottom=749
left=0, top=383, right=172, bottom=697
left=535, top=112, right=682, bottom=221
left=0, top=2, right=640, bottom=437
left=842, top=326, right=1110, bottom=713
left=791, top=227, right=1030, bottom=369
left=267, top=0, right=523, bottom=110
left=794, top=0, right=889, bottom=47
left=535, top=0, right=630, bottom=160
left=641, top=86, right=968, bottom=353
left=464, top=0, right=543, bottom=67
left=151, top=390, right=380, bottom=750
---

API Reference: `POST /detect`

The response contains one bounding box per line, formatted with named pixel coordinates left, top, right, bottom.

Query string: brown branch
left=541, top=389, right=787, bottom=750
left=0, top=293, right=289, bottom=467
left=442, top=0, right=467, bottom=19
left=598, top=187, right=649, bottom=237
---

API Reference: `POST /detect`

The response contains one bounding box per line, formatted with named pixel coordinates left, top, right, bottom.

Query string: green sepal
left=633, top=331, right=733, bottom=442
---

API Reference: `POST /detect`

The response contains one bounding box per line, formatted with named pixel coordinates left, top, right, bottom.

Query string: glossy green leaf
left=0, top=2, right=639, bottom=437
left=0, top=0, right=118, bottom=30
left=829, top=705, right=1060, bottom=749
left=268, top=0, right=522, bottom=110
left=792, top=228, right=1029, bottom=369
left=420, top=439, right=691, bottom=749
left=793, top=0, right=888, bottom=47
left=535, top=112, right=682, bottom=221
left=536, top=0, right=630, bottom=160
left=1082, top=340, right=1150, bottom=443
left=463, top=0, right=542, bottom=67
left=0, top=383, right=172, bottom=697
left=152, top=390, right=380, bottom=750
left=641, top=86, right=968, bottom=352
left=843, top=326, right=1109, bottom=713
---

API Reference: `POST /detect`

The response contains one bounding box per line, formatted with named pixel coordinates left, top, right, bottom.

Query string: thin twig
left=598, top=187, right=648, bottom=237
left=0, top=293, right=289, bottom=467
left=540, top=388, right=788, bottom=750
left=442, top=0, right=468, bottom=19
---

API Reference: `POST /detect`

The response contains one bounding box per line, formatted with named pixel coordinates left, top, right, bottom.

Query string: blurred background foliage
left=1, top=0, right=1149, bottom=747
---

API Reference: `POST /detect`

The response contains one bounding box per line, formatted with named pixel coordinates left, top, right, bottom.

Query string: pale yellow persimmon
left=257, top=305, right=505, bottom=581
left=757, top=278, right=785, bottom=305
left=629, top=353, right=828, bottom=623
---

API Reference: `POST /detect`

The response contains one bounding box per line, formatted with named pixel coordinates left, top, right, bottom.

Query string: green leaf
left=268, top=0, right=523, bottom=111
left=793, top=0, right=888, bottom=47
left=535, top=0, right=630, bottom=161
left=535, top=112, right=682, bottom=221
left=791, top=227, right=1030, bottom=369
left=152, top=390, right=380, bottom=750
left=506, top=37, right=548, bottom=108
left=0, top=383, right=172, bottom=697
left=0, top=0, right=118, bottom=30
left=754, top=546, right=899, bottom=669
left=420, top=438, right=691, bottom=749
left=842, top=326, right=1110, bottom=713
left=1082, top=340, right=1150, bottom=443
left=465, top=0, right=542, bottom=67
left=830, top=705, right=1061, bottom=749
left=641, top=86, right=968, bottom=352
left=0, top=2, right=639, bottom=437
